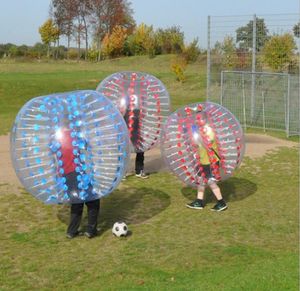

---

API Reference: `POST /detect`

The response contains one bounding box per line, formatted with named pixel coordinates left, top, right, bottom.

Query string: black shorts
left=196, top=161, right=220, bottom=181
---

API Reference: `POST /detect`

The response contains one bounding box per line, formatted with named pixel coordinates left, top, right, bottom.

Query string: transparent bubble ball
left=96, top=71, right=170, bottom=152
left=10, top=90, right=130, bottom=204
left=161, top=102, right=245, bottom=187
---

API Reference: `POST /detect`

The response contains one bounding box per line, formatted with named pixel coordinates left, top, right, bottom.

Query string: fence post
left=262, top=91, right=266, bottom=132
left=242, top=72, right=247, bottom=131
left=207, top=15, right=211, bottom=101
left=220, top=71, right=224, bottom=105
left=286, top=74, right=290, bottom=137
left=250, top=14, right=256, bottom=124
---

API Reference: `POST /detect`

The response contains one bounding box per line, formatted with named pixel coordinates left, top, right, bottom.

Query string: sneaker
left=135, top=170, right=149, bottom=179
left=186, top=199, right=204, bottom=210
left=66, top=231, right=82, bottom=239
left=211, top=201, right=228, bottom=212
left=122, top=175, right=127, bottom=181
left=84, top=232, right=96, bottom=239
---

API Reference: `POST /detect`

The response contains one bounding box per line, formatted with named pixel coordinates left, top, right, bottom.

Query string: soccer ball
left=112, top=222, right=128, bottom=237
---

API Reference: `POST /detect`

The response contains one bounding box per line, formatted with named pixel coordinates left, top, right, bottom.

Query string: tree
left=220, top=36, right=237, bottom=69
left=126, top=23, right=154, bottom=56
left=181, top=38, right=201, bottom=64
left=76, top=0, right=93, bottom=60
left=236, top=17, right=269, bottom=52
left=293, top=22, right=300, bottom=38
left=51, top=0, right=77, bottom=58
left=39, top=19, right=60, bottom=57
left=262, top=33, right=296, bottom=72
left=101, top=25, right=128, bottom=58
left=90, top=0, right=135, bottom=61
left=155, top=26, right=184, bottom=54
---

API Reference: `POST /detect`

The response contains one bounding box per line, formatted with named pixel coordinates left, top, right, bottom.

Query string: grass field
left=0, top=56, right=299, bottom=290
left=0, top=55, right=206, bottom=135
left=0, top=147, right=298, bottom=290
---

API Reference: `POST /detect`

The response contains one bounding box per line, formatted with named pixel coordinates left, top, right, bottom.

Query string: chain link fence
left=220, top=71, right=299, bottom=136
left=206, top=14, right=300, bottom=136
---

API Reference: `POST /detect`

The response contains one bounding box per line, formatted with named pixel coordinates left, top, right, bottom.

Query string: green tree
left=236, top=17, right=269, bottom=52
left=262, top=33, right=296, bottom=72
left=39, top=19, right=60, bottom=57
left=126, top=23, right=155, bottom=56
left=221, top=36, right=237, bottom=69
left=293, top=22, right=300, bottom=38
left=181, top=38, right=201, bottom=64
left=155, top=26, right=184, bottom=54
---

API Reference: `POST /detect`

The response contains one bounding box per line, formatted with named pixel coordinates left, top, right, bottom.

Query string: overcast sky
left=0, top=0, right=299, bottom=47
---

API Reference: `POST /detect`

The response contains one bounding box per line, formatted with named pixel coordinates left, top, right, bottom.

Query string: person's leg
left=209, top=182, right=222, bottom=200
left=186, top=185, right=205, bottom=209
left=197, top=185, right=205, bottom=200
left=209, top=182, right=227, bottom=211
left=135, top=152, right=144, bottom=174
left=67, top=203, right=84, bottom=237
left=85, top=199, right=100, bottom=237
left=135, top=152, right=149, bottom=178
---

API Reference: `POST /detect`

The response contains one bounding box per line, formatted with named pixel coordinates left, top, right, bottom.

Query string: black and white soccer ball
left=112, top=222, right=128, bottom=237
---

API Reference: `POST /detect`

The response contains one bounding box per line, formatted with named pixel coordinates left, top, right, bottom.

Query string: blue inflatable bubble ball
left=10, top=90, right=130, bottom=204
left=161, top=102, right=245, bottom=188
left=96, top=71, right=170, bottom=153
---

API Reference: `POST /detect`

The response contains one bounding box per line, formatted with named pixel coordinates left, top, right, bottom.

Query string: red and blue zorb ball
left=96, top=71, right=170, bottom=153
left=10, top=90, right=130, bottom=204
left=161, top=102, right=245, bottom=187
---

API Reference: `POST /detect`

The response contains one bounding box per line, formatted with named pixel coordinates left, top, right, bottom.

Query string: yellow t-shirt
left=198, top=125, right=219, bottom=165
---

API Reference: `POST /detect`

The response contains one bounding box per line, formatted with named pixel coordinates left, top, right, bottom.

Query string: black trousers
left=67, top=199, right=100, bottom=235
left=135, top=152, right=144, bottom=174
left=64, top=171, right=100, bottom=235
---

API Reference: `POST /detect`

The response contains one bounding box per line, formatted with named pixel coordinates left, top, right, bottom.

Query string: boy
left=186, top=114, right=227, bottom=212
left=56, top=127, right=100, bottom=238
left=123, top=95, right=149, bottom=179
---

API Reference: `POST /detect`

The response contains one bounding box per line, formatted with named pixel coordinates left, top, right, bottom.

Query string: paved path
left=0, top=134, right=297, bottom=191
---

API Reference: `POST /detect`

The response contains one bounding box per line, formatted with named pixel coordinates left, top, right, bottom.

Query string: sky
left=0, top=0, right=299, bottom=48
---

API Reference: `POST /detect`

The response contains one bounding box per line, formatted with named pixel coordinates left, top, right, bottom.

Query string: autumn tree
left=262, top=33, right=296, bottom=72
left=90, top=0, right=135, bottom=61
left=39, top=19, right=60, bottom=57
left=101, top=25, right=127, bottom=58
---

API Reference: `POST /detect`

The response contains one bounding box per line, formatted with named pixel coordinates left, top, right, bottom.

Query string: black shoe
left=66, top=231, right=82, bottom=239
left=186, top=199, right=204, bottom=210
left=135, top=170, right=149, bottom=179
left=211, top=201, right=228, bottom=212
left=84, top=232, right=96, bottom=239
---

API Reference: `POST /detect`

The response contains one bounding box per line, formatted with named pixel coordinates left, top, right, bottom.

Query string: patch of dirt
left=0, top=133, right=297, bottom=194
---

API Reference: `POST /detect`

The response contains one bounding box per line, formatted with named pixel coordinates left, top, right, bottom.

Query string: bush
left=87, top=48, right=98, bottom=62
left=182, top=38, right=201, bottom=64
left=262, top=33, right=296, bottom=72
left=67, top=49, right=80, bottom=60
left=171, top=57, right=187, bottom=82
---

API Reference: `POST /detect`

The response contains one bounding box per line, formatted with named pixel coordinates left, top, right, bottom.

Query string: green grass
left=0, top=55, right=206, bottom=134
left=0, top=147, right=298, bottom=290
